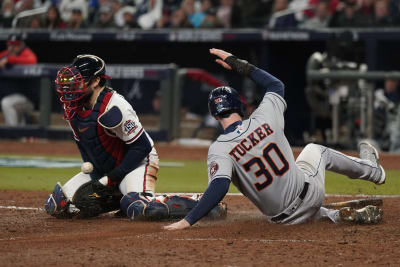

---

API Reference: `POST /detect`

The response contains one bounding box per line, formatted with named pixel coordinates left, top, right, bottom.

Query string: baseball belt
left=270, top=182, right=310, bottom=223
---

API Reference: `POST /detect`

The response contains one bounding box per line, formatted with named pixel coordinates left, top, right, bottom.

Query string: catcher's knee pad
left=163, top=195, right=198, bottom=219
left=120, top=192, right=150, bottom=219
left=45, top=182, right=71, bottom=218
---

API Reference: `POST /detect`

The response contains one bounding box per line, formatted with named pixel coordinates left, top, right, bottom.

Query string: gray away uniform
left=207, top=92, right=383, bottom=224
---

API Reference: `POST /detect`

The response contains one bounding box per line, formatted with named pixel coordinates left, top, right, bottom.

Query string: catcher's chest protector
left=71, top=89, right=126, bottom=178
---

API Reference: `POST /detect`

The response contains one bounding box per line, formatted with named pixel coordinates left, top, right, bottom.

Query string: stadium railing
left=307, top=69, right=400, bottom=144
left=0, top=64, right=178, bottom=141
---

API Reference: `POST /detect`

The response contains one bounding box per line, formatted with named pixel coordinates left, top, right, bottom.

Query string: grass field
left=0, top=159, right=398, bottom=195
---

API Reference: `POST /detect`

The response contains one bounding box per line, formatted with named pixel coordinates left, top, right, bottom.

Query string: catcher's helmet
left=55, top=55, right=110, bottom=119
left=71, top=54, right=110, bottom=82
left=208, top=86, right=245, bottom=117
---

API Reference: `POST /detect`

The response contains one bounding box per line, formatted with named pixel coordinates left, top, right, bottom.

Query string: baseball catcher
left=44, top=55, right=226, bottom=220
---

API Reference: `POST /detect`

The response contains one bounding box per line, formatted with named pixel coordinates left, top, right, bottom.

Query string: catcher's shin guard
left=120, top=192, right=150, bottom=219
left=45, top=182, right=72, bottom=218
left=163, top=195, right=198, bottom=219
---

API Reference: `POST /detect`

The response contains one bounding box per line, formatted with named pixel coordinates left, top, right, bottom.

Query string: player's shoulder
left=208, top=141, right=229, bottom=157
left=98, top=90, right=132, bottom=129
left=261, top=92, right=287, bottom=111
left=107, top=90, right=132, bottom=109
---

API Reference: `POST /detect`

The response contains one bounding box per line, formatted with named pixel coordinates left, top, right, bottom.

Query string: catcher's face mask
left=55, top=66, right=88, bottom=120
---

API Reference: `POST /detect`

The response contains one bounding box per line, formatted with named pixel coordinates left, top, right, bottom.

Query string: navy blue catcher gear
left=71, top=55, right=110, bottom=82
left=208, top=86, right=245, bottom=117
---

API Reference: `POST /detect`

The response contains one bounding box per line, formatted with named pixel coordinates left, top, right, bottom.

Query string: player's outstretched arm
left=210, top=48, right=284, bottom=97
left=163, top=178, right=230, bottom=231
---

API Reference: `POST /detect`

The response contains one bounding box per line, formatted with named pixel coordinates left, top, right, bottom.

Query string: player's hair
left=217, top=110, right=241, bottom=119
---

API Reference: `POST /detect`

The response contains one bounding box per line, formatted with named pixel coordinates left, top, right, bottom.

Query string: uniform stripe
left=125, top=128, right=144, bottom=144
left=97, top=91, right=125, bottom=167
left=143, top=155, right=150, bottom=192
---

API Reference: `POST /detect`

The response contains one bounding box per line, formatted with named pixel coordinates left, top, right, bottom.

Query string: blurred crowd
left=0, top=0, right=400, bottom=30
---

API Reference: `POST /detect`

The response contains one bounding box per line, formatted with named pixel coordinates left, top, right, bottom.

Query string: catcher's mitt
left=73, top=180, right=120, bottom=218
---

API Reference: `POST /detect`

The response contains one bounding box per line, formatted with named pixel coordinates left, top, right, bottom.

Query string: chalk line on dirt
left=0, top=193, right=399, bottom=211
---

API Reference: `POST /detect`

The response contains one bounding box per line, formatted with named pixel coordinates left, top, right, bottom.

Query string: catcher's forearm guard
left=224, top=55, right=255, bottom=76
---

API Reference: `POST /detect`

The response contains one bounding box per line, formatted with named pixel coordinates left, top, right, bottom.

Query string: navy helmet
left=208, top=86, right=245, bottom=117
left=71, top=54, right=110, bottom=82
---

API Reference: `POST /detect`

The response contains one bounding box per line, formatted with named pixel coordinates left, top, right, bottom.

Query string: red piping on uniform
left=125, top=128, right=144, bottom=144
left=97, top=92, right=125, bottom=166
left=143, top=155, right=150, bottom=192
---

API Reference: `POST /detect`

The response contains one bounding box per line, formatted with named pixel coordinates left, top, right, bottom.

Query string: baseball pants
left=282, top=143, right=381, bottom=224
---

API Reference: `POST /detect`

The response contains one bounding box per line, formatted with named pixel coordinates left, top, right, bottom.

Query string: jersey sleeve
left=107, top=94, right=145, bottom=144
left=207, top=148, right=234, bottom=183
left=251, top=92, right=287, bottom=130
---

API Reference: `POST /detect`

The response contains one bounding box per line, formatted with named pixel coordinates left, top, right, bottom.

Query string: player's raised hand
left=210, top=48, right=254, bottom=76
left=210, top=48, right=232, bottom=70
left=163, top=219, right=190, bottom=231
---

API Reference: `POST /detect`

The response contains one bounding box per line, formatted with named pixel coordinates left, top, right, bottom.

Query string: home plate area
left=0, top=191, right=398, bottom=266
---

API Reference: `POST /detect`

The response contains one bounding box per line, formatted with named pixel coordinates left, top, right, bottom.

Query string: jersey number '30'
left=242, top=143, right=289, bottom=191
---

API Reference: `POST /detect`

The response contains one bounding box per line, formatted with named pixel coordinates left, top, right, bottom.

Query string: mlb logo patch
left=215, top=98, right=223, bottom=104
left=124, top=120, right=138, bottom=135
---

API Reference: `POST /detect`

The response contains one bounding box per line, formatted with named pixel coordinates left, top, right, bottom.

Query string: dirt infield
left=0, top=193, right=399, bottom=266
left=0, top=140, right=399, bottom=266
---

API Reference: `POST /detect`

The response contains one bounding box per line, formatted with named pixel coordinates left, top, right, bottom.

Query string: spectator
left=301, top=0, right=331, bottom=29
left=66, top=7, right=88, bottom=28
left=29, top=15, right=42, bottom=28
left=216, top=0, right=234, bottom=28
left=156, top=7, right=172, bottom=28
left=136, top=0, right=163, bottom=29
left=88, top=0, right=112, bottom=23
left=329, top=0, right=365, bottom=27
left=270, top=0, right=298, bottom=29
left=181, top=0, right=216, bottom=28
left=14, top=0, right=37, bottom=14
left=370, top=0, right=395, bottom=27
left=359, top=0, right=375, bottom=17
left=59, top=0, right=89, bottom=23
left=111, top=0, right=126, bottom=27
left=43, top=4, right=66, bottom=29
left=170, top=8, right=190, bottom=28
left=304, top=0, right=340, bottom=18
left=0, top=0, right=15, bottom=28
left=0, top=34, right=37, bottom=126
left=121, top=6, right=138, bottom=28
left=92, top=4, right=118, bottom=28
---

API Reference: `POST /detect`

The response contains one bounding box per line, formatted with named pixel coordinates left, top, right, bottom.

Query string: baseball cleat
left=339, top=205, right=383, bottom=224
left=359, top=141, right=386, bottom=185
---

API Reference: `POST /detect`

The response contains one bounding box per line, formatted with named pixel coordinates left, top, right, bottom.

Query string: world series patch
left=124, top=120, right=138, bottom=135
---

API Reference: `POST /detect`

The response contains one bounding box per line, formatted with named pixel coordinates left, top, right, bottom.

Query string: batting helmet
left=208, top=86, right=245, bottom=117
